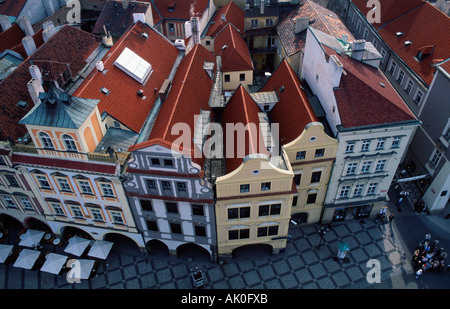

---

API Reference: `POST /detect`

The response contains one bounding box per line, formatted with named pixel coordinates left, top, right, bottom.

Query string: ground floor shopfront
left=321, top=198, right=387, bottom=223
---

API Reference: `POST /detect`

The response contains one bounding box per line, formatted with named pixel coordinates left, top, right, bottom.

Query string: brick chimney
left=27, top=79, right=44, bottom=105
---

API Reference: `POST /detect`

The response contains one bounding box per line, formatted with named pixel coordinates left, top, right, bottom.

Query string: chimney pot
left=0, top=15, right=12, bottom=31
left=27, top=79, right=44, bottom=105
left=22, top=36, right=37, bottom=57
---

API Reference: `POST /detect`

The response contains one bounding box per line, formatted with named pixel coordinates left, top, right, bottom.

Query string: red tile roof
left=74, top=21, right=181, bottom=134
left=11, top=154, right=117, bottom=174
left=0, top=0, right=27, bottom=17
left=0, top=23, right=25, bottom=54
left=321, top=45, right=417, bottom=129
left=150, top=0, right=209, bottom=20
left=221, top=85, right=270, bottom=174
left=261, top=59, right=318, bottom=144
left=205, top=1, right=244, bottom=38
left=11, top=28, right=44, bottom=59
left=214, top=24, right=253, bottom=72
left=0, top=25, right=101, bottom=141
left=131, top=44, right=216, bottom=169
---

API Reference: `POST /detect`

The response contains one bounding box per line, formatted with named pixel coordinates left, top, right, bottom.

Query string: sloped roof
left=277, top=0, right=354, bottom=56
left=0, top=23, right=24, bottom=53
left=0, top=25, right=101, bottom=141
left=205, top=1, right=244, bottom=38
left=74, top=21, right=181, bottom=134
left=19, top=84, right=99, bottom=129
left=320, top=44, right=418, bottom=129
left=132, top=44, right=215, bottom=170
left=214, top=24, right=253, bottom=72
left=0, top=0, right=27, bottom=17
left=92, top=0, right=150, bottom=37
left=221, top=85, right=270, bottom=174
left=151, top=0, right=209, bottom=20
left=261, top=59, right=318, bottom=144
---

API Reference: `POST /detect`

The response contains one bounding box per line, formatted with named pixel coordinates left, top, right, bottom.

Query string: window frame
left=62, top=134, right=77, bottom=152
left=39, top=132, right=54, bottom=149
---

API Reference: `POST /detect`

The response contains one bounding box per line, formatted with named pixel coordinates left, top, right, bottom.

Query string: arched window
left=39, top=132, right=54, bottom=149
left=62, top=134, right=77, bottom=152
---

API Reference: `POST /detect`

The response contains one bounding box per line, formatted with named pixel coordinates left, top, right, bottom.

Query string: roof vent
left=404, top=40, right=412, bottom=46
left=96, top=61, right=105, bottom=72
left=101, top=87, right=110, bottom=95
left=137, top=89, right=144, bottom=97
left=396, top=32, right=404, bottom=37
left=379, top=82, right=385, bottom=88
left=142, top=32, right=149, bottom=39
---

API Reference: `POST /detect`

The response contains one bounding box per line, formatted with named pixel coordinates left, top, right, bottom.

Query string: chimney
left=341, top=34, right=348, bottom=44
left=42, top=21, right=57, bottom=42
left=29, top=65, right=43, bottom=85
left=96, top=61, right=105, bottom=72
left=123, top=0, right=130, bottom=9
left=133, top=13, right=146, bottom=24
left=27, top=79, right=44, bottom=105
left=18, top=15, right=34, bottom=36
left=260, top=0, right=265, bottom=15
left=190, top=17, right=200, bottom=46
left=0, top=15, right=12, bottom=31
left=295, top=18, right=309, bottom=34
left=351, top=39, right=366, bottom=61
left=22, top=36, right=37, bottom=57
left=43, top=0, right=56, bottom=16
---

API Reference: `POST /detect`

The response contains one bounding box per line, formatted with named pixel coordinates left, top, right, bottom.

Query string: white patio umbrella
left=0, top=244, right=14, bottom=263
left=87, top=240, right=113, bottom=260
left=19, top=229, right=45, bottom=248
left=40, top=253, right=68, bottom=275
left=64, top=236, right=91, bottom=257
left=13, top=249, right=41, bottom=270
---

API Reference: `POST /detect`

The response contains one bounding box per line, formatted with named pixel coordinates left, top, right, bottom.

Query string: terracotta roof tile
left=0, top=0, right=27, bottom=17
left=74, top=21, right=181, bottom=134
left=205, top=1, right=244, bottom=38
left=0, top=23, right=25, bottom=53
left=151, top=0, right=209, bottom=20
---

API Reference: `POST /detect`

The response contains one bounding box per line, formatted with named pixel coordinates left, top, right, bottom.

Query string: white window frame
left=429, top=148, right=442, bottom=168
left=39, top=132, right=54, bottom=149
left=376, top=138, right=386, bottom=150
left=405, top=79, right=414, bottom=95
left=397, top=69, right=405, bottom=85
left=62, top=134, right=77, bottom=152
left=78, top=180, right=93, bottom=195
left=388, top=60, right=397, bottom=75
left=361, top=140, right=370, bottom=152
left=353, top=184, right=365, bottom=197
left=367, top=183, right=378, bottom=195
left=414, top=89, right=424, bottom=106
left=20, top=197, right=34, bottom=210
left=345, top=142, right=355, bottom=153
left=375, top=159, right=387, bottom=172
left=360, top=161, right=372, bottom=174
left=346, top=163, right=358, bottom=175
left=339, top=185, right=351, bottom=198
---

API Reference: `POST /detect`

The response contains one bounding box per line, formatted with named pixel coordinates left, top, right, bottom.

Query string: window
left=294, top=174, right=301, bottom=186
left=2, top=196, right=16, bottom=208
left=240, top=184, right=250, bottom=193
left=168, top=23, right=175, bottom=33
left=391, top=136, right=401, bottom=148
left=229, top=228, right=249, bottom=240
left=36, top=175, right=52, bottom=189
left=367, top=183, right=378, bottom=195
left=361, top=161, right=372, bottom=174
left=50, top=202, right=64, bottom=215
left=146, top=179, right=157, bottom=190
left=339, top=185, right=350, bottom=198
left=353, top=184, right=364, bottom=197
left=388, top=61, right=397, bottom=75
left=90, top=208, right=104, bottom=221
left=194, top=225, right=206, bottom=237
left=228, top=206, right=250, bottom=219
left=224, top=74, right=230, bottom=82
left=251, top=19, right=258, bottom=27
left=20, top=198, right=33, bottom=210
left=62, top=134, right=77, bottom=152
left=346, top=163, right=357, bottom=175
left=163, top=159, right=173, bottom=167
left=176, top=182, right=187, bottom=192
left=79, top=180, right=93, bottom=195
left=311, top=171, right=322, bottom=183
left=414, top=90, right=424, bottom=106
left=265, top=18, right=273, bottom=26
left=356, top=20, right=362, bottom=33
left=39, top=132, right=54, bottom=149
left=307, top=193, right=317, bottom=204
left=170, top=223, right=182, bottom=234
left=70, top=205, right=84, bottom=218
left=140, top=199, right=153, bottom=211
left=258, top=203, right=281, bottom=216
left=110, top=211, right=124, bottom=224
left=375, top=159, right=387, bottom=172
left=100, top=183, right=115, bottom=197
left=257, top=225, right=278, bottom=237
left=146, top=220, right=158, bottom=231
left=430, top=149, right=442, bottom=168
left=314, top=148, right=325, bottom=157
left=161, top=181, right=171, bottom=191
left=151, top=158, right=160, bottom=166
left=261, top=182, right=271, bottom=191
left=57, top=178, right=72, bottom=192
left=292, top=196, right=298, bottom=207
left=5, top=174, right=20, bottom=187
left=372, top=38, right=378, bottom=49
left=363, top=28, right=369, bottom=40
left=166, top=202, right=178, bottom=214
left=361, top=140, right=370, bottom=152
left=205, top=40, right=210, bottom=46
left=397, top=70, right=405, bottom=84
left=376, top=138, right=386, bottom=150
left=380, top=49, right=386, bottom=62
left=405, top=79, right=414, bottom=94
left=192, top=204, right=204, bottom=216
left=239, top=73, right=245, bottom=81
left=345, top=142, right=355, bottom=153
left=296, top=151, right=306, bottom=160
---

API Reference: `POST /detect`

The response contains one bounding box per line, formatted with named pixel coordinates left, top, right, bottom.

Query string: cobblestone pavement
left=0, top=217, right=414, bottom=289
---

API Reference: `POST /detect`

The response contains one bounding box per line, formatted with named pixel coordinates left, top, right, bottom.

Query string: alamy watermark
left=366, top=0, right=381, bottom=24
left=366, top=259, right=381, bottom=283
left=66, top=0, right=81, bottom=24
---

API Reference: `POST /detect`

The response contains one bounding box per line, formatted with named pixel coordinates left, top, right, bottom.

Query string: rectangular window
left=37, top=175, right=52, bottom=189
left=111, top=211, right=124, bottom=224
left=361, top=161, right=372, bottom=174
left=430, top=149, right=442, bottom=168
left=191, top=204, right=204, bottom=216
left=294, top=174, right=301, bottom=186
left=194, top=225, right=206, bottom=237
left=79, top=180, right=93, bottom=195
left=367, top=183, right=378, bottom=195
left=346, top=163, right=357, bottom=175
left=161, top=181, right=171, bottom=190
left=361, top=140, right=370, bottom=152
left=176, top=182, right=187, bottom=192
left=229, top=228, right=249, bottom=240
left=397, top=70, right=405, bottom=84
left=151, top=158, right=160, bottom=166
left=296, top=151, right=306, bottom=160
left=345, top=142, right=355, bottom=153
left=251, top=19, right=258, bottom=27
left=314, top=148, right=325, bottom=157
left=170, top=223, right=182, bottom=234
left=339, top=185, right=350, bottom=198
left=240, top=184, right=250, bottom=193
left=228, top=206, right=250, bottom=219
left=375, top=159, right=387, bottom=172
left=414, top=90, right=423, bottom=106
left=239, top=73, right=245, bottom=81
left=70, top=205, right=84, bottom=218
left=405, top=80, right=413, bottom=94
left=257, top=225, right=278, bottom=237
left=163, top=159, right=173, bottom=167
left=57, top=178, right=72, bottom=192
left=2, top=196, right=16, bottom=208
left=50, top=202, right=65, bottom=216
left=146, top=179, right=157, bottom=190
left=146, top=220, right=158, bottom=231
left=311, top=171, right=322, bottom=183
left=391, top=136, right=401, bottom=148
left=261, top=182, right=271, bottom=191
left=388, top=61, right=397, bottom=75
left=353, top=184, right=364, bottom=197
left=376, top=138, right=386, bottom=150
left=265, top=18, right=273, bottom=26
left=90, top=209, right=104, bottom=221
left=100, top=183, right=115, bottom=197
left=166, top=202, right=178, bottom=214
left=224, top=74, right=230, bottom=82
left=168, top=23, right=175, bottom=33
left=140, top=199, right=153, bottom=211
left=20, top=198, right=33, bottom=210
left=4, top=174, right=19, bottom=187
left=307, top=193, right=317, bottom=204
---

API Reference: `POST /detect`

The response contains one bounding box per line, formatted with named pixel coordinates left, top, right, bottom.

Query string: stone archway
left=146, top=239, right=170, bottom=257
left=60, top=225, right=94, bottom=241
left=103, top=233, right=141, bottom=256
left=0, top=213, right=24, bottom=231
left=24, top=217, right=51, bottom=232
left=176, top=242, right=211, bottom=262
left=231, top=243, right=273, bottom=261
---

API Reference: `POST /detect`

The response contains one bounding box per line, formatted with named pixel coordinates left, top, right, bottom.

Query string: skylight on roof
left=114, top=47, right=152, bottom=84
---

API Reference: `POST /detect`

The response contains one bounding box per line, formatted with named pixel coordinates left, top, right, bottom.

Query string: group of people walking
left=413, top=234, right=448, bottom=279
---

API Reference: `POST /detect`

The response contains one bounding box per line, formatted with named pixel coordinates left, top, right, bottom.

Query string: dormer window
left=39, top=132, right=54, bottom=149
left=62, top=134, right=77, bottom=152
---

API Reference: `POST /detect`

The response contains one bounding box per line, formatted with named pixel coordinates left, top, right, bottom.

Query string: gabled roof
left=261, top=59, right=318, bottom=144
left=92, top=0, right=150, bottom=37
left=221, top=85, right=270, bottom=174
left=19, top=84, right=99, bottom=129
left=0, top=23, right=25, bottom=53
left=73, top=21, right=181, bottom=134
left=277, top=0, right=354, bottom=57
left=214, top=24, right=253, bottom=72
left=0, top=0, right=27, bottom=17
left=150, top=0, right=209, bottom=20
left=205, top=1, right=244, bottom=38
left=0, top=25, right=101, bottom=141
left=131, top=44, right=215, bottom=170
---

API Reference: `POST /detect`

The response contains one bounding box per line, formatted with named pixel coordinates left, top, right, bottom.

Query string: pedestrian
left=425, top=233, right=431, bottom=240
left=415, top=268, right=423, bottom=279
left=389, top=214, right=395, bottom=222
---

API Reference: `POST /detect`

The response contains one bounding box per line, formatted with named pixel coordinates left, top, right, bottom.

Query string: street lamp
left=317, top=224, right=332, bottom=250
